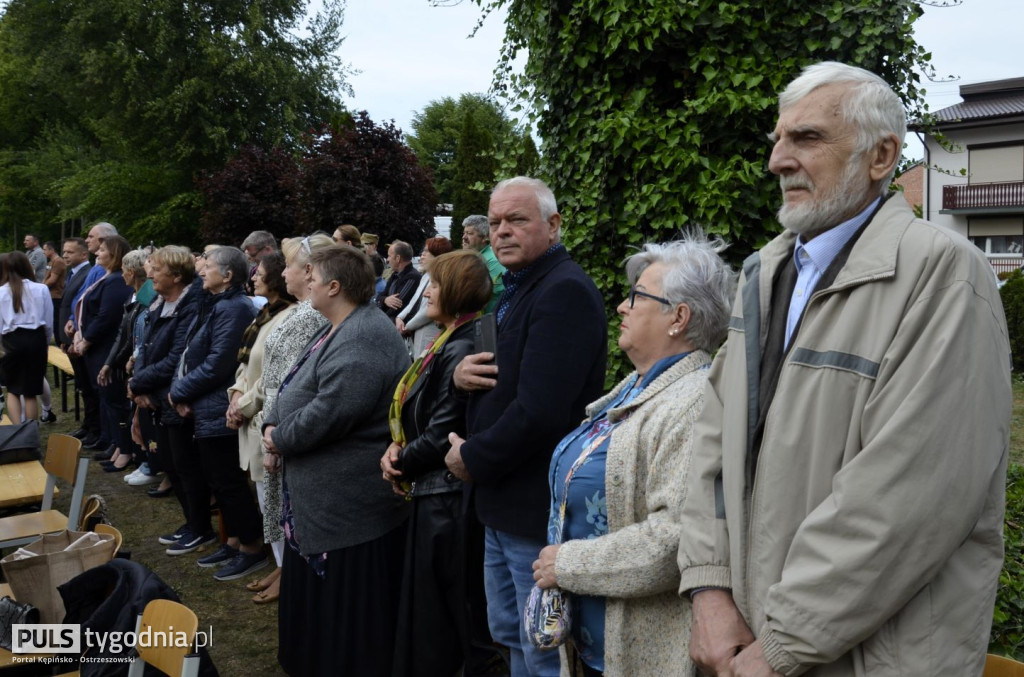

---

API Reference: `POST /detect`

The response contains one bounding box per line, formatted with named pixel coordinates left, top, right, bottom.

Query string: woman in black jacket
left=127, top=247, right=201, bottom=530
left=381, top=249, right=493, bottom=677
left=168, top=246, right=263, bottom=582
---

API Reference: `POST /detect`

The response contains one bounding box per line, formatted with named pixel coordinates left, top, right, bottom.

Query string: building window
left=969, top=217, right=1024, bottom=256
left=970, top=235, right=1024, bottom=255
left=968, top=145, right=1024, bottom=184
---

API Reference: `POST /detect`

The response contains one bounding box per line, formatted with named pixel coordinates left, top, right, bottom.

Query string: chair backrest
left=40, top=433, right=87, bottom=529
left=93, top=523, right=123, bottom=556
left=43, top=434, right=81, bottom=484
left=986, top=654, right=1024, bottom=676
left=129, top=599, right=200, bottom=677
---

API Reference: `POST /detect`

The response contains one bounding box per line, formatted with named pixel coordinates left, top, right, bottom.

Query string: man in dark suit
left=59, top=237, right=99, bottom=442
left=446, top=177, right=607, bottom=676
left=376, top=240, right=421, bottom=319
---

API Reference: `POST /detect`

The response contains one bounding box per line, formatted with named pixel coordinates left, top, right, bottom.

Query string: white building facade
left=916, top=77, right=1024, bottom=274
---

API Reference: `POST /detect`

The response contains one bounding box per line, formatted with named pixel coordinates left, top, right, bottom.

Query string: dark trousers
left=68, top=352, right=100, bottom=436
left=51, top=299, right=61, bottom=339
left=167, top=419, right=208, bottom=535
left=137, top=407, right=158, bottom=467
left=195, top=435, right=262, bottom=546
left=155, top=420, right=190, bottom=523
left=84, top=350, right=119, bottom=449
left=97, top=374, right=131, bottom=454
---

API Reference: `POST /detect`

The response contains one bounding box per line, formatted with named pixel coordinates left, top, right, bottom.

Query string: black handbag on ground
left=0, top=595, right=41, bottom=650
left=0, top=420, right=41, bottom=464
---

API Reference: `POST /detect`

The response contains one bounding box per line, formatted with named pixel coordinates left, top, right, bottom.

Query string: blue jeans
left=484, top=527, right=561, bottom=677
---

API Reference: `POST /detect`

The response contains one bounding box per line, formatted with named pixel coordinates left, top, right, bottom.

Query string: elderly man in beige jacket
left=677, top=62, right=1011, bottom=677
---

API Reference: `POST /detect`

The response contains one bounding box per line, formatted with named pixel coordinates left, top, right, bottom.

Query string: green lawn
left=1012, top=374, right=1024, bottom=466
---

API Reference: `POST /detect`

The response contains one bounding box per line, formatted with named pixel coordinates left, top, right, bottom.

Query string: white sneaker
left=127, top=471, right=162, bottom=487
left=124, top=469, right=141, bottom=483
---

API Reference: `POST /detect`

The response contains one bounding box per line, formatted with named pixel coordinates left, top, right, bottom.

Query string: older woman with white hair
left=97, top=248, right=157, bottom=473
left=530, top=232, right=735, bottom=676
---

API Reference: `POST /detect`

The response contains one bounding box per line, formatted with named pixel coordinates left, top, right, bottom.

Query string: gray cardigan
left=265, top=303, right=411, bottom=554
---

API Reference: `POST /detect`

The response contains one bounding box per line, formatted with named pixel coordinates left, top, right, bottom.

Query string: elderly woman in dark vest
left=263, top=244, right=410, bottom=676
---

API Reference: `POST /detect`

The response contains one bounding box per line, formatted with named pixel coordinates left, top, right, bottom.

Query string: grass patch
left=1012, top=374, right=1024, bottom=466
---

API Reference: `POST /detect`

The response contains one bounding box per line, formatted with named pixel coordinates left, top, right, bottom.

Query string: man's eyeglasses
left=628, top=286, right=672, bottom=309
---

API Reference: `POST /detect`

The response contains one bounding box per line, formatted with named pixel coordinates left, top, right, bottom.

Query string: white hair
left=90, top=221, right=118, bottom=238
left=492, top=176, right=558, bottom=221
left=780, top=62, right=906, bottom=190
left=624, top=230, right=736, bottom=353
left=462, top=215, right=490, bottom=238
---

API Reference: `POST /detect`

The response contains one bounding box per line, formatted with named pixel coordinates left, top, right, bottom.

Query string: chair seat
left=0, top=510, right=69, bottom=546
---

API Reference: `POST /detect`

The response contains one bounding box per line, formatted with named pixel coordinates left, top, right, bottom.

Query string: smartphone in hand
left=473, top=313, right=497, bottom=363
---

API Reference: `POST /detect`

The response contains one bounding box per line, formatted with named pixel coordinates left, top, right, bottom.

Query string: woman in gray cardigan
left=262, top=244, right=411, bottom=676
left=531, top=234, right=735, bottom=676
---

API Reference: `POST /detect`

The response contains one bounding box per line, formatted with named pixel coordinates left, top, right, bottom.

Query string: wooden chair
left=0, top=433, right=87, bottom=549
left=93, top=523, right=123, bottom=556
left=47, top=345, right=80, bottom=419
left=986, top=654, right=1024, bottom=676
left=127, top=599, right=201, bottom=677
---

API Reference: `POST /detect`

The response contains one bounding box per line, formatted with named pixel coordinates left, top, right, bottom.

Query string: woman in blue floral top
left=532, top=233, right=735, bottom=676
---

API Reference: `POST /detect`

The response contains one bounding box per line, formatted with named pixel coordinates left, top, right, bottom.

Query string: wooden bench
left=47, top=345, right=80, bottom=421
left=0, top=460, right=57, bottom=510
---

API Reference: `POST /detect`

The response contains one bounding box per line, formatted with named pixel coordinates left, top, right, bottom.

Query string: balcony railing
left=943, top=181, right=1024, bottom=211
left=990, top=257, right=1023, bottom=276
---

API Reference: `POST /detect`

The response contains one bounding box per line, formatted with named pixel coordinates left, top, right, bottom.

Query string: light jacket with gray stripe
left=678, top=195, right=1011, bottom=676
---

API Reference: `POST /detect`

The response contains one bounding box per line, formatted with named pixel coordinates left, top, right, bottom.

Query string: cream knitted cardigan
left=554, top=349, right=709, bottom=677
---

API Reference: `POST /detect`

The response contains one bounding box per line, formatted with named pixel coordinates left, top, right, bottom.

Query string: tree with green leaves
left=407, top=92, right=537, bottom=243
left=0, top=0, right=348, bottom=248
left=473, top=0, right=932, bottom=380
left=450, top=111, right=497, bottom=244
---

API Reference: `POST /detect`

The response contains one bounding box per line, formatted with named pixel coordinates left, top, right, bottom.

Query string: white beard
left=777, top=162, right=871, bottom=237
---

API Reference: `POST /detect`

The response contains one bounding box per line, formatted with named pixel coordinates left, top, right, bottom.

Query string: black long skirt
left=0, top=326, right=47, bottom=396
left=278, top=521, right=407, bottom=676
left=392, top=491, right=471, bottom=677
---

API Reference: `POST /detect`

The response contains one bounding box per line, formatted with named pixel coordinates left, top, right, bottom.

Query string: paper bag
left=1, top=530, right=116, bottom=623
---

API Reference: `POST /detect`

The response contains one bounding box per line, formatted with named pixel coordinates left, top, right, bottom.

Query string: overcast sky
left=335, top=0, right=1022, bottom=158
left=338, top=1, right=511, bottom=135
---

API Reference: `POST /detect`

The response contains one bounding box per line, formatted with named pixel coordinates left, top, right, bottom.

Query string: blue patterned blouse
left=547, top=352, right=688, bottom=671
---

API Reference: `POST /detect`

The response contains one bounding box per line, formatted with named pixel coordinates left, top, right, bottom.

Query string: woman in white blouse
left=0, top=251, right=53, bottom=423
left=395, top=237, right=453, bottom=357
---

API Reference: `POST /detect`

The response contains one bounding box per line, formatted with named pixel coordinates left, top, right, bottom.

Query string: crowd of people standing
left=0, top=59, right=1014, bottom=677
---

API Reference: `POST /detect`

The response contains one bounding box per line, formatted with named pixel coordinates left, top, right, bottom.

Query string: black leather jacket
left=397, top=322, right=475, bottom=495
left=103, top=296, right=147, bottom=383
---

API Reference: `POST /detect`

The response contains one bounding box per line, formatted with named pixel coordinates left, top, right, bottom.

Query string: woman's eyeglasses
left=628, top=286, right=672, bottom=309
